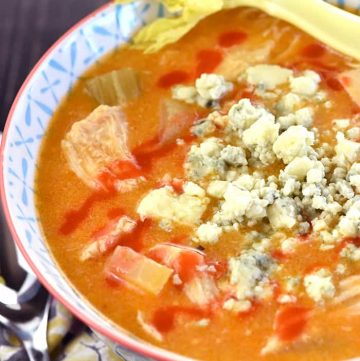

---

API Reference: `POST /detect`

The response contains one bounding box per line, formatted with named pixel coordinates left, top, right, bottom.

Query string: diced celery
left=86, top=68, right=140, bottom=105
left=105, top=246, right=173, bottom=295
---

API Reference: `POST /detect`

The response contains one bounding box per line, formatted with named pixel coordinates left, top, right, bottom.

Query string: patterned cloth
left=0, top=278, right=123, bottom=361
left=1, top=130, right=123, bottom=360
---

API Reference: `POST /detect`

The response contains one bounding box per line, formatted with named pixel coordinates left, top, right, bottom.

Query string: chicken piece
left=183, top=273, right=219, bottom=307
left=148, top=243, right=219, bottom=306
left=105, top=246, right=173, bottom=295
left=80, top=216, right=137, bottom=261
left=62, top=105, right=137, bottom=189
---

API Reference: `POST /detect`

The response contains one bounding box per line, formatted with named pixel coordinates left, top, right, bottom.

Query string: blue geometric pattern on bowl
left=2, top=2, right=165, bottom=360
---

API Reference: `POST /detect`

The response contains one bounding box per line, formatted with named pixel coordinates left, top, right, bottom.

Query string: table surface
left=0, top=0, right=107, bottom=131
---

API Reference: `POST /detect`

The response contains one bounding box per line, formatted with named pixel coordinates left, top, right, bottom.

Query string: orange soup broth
left=36, top=8, right=360, bottom=361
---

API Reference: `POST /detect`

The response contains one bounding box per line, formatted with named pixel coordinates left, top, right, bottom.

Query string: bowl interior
left=0, top=2, right=191, bottom=361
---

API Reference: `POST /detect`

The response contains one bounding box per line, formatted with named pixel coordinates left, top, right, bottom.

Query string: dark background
left=0, top=0, right=107, bottom=130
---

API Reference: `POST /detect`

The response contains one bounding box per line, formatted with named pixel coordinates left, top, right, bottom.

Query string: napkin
left=0, top=286, right=122, bottom=361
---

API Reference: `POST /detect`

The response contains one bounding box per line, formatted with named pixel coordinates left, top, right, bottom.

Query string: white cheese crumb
left=267, top=197, right=298, bottom=230
left=281, top=237, right=298, bottom=254
left=337, top=199, right=360, bottom=237
left=340, top=243, right=360, bottom=261
left=223, top=298, right=252, bottom=313
left=290, top=70, right=321, bottom=96
left=335, top=132, right=360, bottom=165
left=137, top=186, right=208, bottom=225
left=335, top=264, right=346, bottom=275
left=277, top=294, right=297, bottom=304
left=273, top=125, right=315, bottom=164
left=307, top=164, right=325, bottom=183
left=244, top=64, right=293, bottom=90
left=284, top=156, right=314, bottom=180
left=303, top=268, right=335, bottom=303
left=277, top=93, right=301, bottom=115
left=229, top=249, right=275, bottom=300
left=242, top=115, right=279, bottom=164
left=228, top=98, right=269, bottom=131
left=333, top=118, right=350, bottom=130
left=183, top=181, right=206, bottom=197
left=195, top=318, right=210, bottom=327
left=195, top=223, right=223, bottom=244
left=347, top=126, right=360, bottom=140
left=207, top=180, right=228, bottom=198
left=220, top=145, right=247, bottom=166
left=172, top=85, right=197, bottom=104
left=196, top=73, right=233, bottom=101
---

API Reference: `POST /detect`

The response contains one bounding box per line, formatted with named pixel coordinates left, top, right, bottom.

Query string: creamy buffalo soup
left=36, top=8, right=360, bottom=361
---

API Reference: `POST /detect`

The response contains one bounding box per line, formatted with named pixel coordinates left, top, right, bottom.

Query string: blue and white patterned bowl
left=0, top=2, right=190, bottom=361
left=0, top=1, right=359, bottom=361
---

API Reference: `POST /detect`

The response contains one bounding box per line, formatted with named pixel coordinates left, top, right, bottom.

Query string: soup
left=36, top=7, right=360, bottom=361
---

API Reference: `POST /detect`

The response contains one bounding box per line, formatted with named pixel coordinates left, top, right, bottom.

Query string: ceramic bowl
left=0, top=1, right=359, bottom=361
left=0, top=2, right=190, bottom=360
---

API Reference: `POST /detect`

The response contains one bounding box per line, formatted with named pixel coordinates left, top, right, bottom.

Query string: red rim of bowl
left=0, top=3, right=195, bottom=361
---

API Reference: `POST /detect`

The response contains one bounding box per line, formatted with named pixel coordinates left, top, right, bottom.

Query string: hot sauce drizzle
left=59, top=190, right=115, bottom=236
left=301, top=43, right=326, bottom=58
left=218, top=31, right=247, bottom=47
left=157, top=70, right=190, bottom=88
left=274, top=305, right=310, bottom=341
left=152, top=306, right=210, bottom=333
left=196, top=49, right=223, bottom=77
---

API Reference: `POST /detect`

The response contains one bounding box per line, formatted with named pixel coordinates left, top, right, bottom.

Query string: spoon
left=227, top=0, right=360, bottom=60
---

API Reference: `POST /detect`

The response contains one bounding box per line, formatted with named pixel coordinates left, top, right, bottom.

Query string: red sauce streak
left=97, top=160, right=142, bottom=192
left=177, top=251, right=203, bottom=282
left=168, top=235, right=188, bottom=245
left=275, top=305, right=310, bottom=341
left=152, top=306, right=210, bottom=333
left=218, top=31, right=247, bottom=47
left=59, top=190, right=115, bottom=236
left=157, top=71, right=190, bottom=88
left=271, top=250, right=288, bottom=261
left=107, top=208, right=125, bottom=219
left=196, top=49, right=223, bottom=77
left=110, top=159, right=142, bottom=180
left=120, top=218, right=152, bottom=252
left=301, top=43, right=326, bottom=58
left=326, top=76, right=343, bottom=91
left=133, top=139, right=183, bottom=173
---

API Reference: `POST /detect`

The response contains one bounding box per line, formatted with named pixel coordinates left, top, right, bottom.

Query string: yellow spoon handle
left=236, top=0, right=360, bottom=60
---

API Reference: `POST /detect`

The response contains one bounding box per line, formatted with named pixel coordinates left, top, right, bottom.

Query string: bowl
left=0, top=2, right=192, bottom=360
left=0, top=1, right=359, bottom=361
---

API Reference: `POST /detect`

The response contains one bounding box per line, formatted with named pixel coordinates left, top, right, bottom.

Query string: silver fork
left=0, top=292, right=51, bottom=361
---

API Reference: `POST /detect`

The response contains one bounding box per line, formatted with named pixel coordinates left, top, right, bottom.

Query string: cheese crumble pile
left=138, top=64, right=360, bottom=308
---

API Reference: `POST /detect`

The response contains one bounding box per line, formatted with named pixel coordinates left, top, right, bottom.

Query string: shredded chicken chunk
left=62, top=105, right=136, bottom=189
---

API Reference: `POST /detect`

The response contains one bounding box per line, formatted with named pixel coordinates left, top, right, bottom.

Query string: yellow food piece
left=115, top=0, right=228, bottom=53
